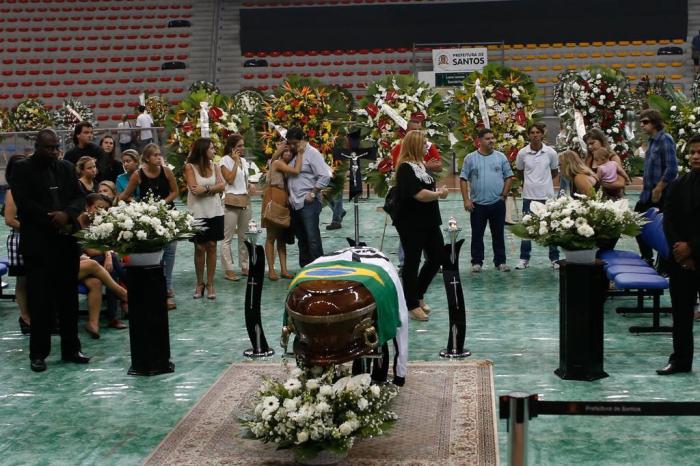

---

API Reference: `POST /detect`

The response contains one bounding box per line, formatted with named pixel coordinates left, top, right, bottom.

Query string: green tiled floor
left=0, top=196, right=698, bottom=465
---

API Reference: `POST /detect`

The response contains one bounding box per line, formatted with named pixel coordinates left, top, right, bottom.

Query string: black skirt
left=191, top=215, right=225, bottom=243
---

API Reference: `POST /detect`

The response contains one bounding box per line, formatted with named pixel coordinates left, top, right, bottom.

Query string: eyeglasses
left=640, top=119, right=651, bottom=125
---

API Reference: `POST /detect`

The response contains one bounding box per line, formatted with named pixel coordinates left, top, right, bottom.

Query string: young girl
left=98, top=181, right=118, bottom=202
left=593, top=148, right=631, bottom=199
left=262, top=140, right=304, bottom=280
left=184, top=138, right=225, bottom=299
left=76, top=156, right=97, bottom=195
left=115, top=149, right=140, bottom=201
left=78, top=194, right=128, bottom=338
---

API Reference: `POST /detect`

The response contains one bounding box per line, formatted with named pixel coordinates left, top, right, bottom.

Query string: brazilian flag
left=287, top=260, right=401, bottom=345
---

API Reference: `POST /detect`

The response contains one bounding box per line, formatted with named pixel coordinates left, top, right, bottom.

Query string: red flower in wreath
left=514, top=109, right=527, bottom=126
left=208, top=106, right=223, bottom=123
left=308, top=128, right=317, bottom=138
left=377, top=157, right=393, bottom=174
left=410, top=111, right=426, bottom=123
left=494, top=86, right=512, bottom=102
left=182, top=121, right=194, bottom=133
left=507, top=146, right=519, bottom=162
left=385, top=90, right=397, bottom=102
left=365, top=103, right=379, bottom=118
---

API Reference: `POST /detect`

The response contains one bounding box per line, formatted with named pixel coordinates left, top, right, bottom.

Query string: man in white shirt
left=135, top=105, right=154, bottom=150
left=514, top=123, right=560, bottom=270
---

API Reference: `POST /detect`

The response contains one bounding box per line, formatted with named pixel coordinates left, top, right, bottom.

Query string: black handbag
left=382, top=186, right=400, bottom=224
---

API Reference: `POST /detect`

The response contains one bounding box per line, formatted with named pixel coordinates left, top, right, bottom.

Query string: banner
left=432, top=48, right=488, bottom=72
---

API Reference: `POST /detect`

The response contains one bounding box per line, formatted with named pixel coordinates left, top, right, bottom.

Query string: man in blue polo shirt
left=460, top=128, right=515, bottom=272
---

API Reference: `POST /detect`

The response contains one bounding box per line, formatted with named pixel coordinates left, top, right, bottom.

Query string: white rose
left=283, top=398, right=298, bottom=412
left=370, top=385, right=381, bottom=397
left=670, top=105, right=677, bottom=112
left=297, top=431, right=309, bottom=443
left=357, top=398, right=369, bottom=411
left=577, top=224, right=595, bottom=237
left=305, top=379, right=319, bottom=391
left=339, top=422, right=354, bottom=436
left=319, top=385, right=333, bottom=397
left=120, top=230, right=134, bottom=241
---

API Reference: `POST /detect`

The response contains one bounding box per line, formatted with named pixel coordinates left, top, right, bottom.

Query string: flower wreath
left=0, top=108, right=11, bottom=142
left=188, top=80, right=220, bottom=96
left=11, top=98, right=54, bottom=136
left=555, top=67, right=635, bottom=159
left=449, top=64, right=538, bottom=177
left=354, top=75, right=450, bottom=196
left=52, top=99, right=97, bottom=132
left=143, top=95, right=170, bottom=127
left=166, top=89, right=241, bottom=180
left=259, top=77, right=347, bottom=197
left=649, top=91, right=700, bottom=175
left=231, top=89, right=266, bottom=162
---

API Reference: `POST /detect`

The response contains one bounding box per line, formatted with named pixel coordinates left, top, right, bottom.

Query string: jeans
left=291, top=198, right=323, bottom=267
left=396, top=224, right=444, bottom=310
left=162, top=241, right=177, bottom=292
left=470, top=200, right=506, bottom=266
left=520, top=199, right=559, bottom=262
left=328, top=192, right=346, bottom=224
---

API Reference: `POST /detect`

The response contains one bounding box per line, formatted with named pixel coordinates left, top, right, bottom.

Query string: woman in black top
left=118, top=143, right=179, bottom=309
left=394, top=130, right=449, bottom=322
left=98, top=135, right=125, bottom=183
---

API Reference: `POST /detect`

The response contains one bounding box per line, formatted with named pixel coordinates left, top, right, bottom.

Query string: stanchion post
left=440, top=216, right=470, bottom=358
left=504, top=391, right=533, bottom=466
left=243, top=221, right=274, bottom=358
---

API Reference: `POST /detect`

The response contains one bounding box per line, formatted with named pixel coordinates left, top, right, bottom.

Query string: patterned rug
left=144, top=361, right=499, bottom=465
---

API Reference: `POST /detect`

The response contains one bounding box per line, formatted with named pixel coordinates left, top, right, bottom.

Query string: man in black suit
left=658, top=134, right=700, bottom=375
left=8, top=129, right=90, bottom=372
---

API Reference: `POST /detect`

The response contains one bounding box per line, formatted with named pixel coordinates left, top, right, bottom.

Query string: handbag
left=224, top=193, right=250, bottom=208
left=382, top=186, right=400, bottom=224
left=263, top=199, right=291, bottom=228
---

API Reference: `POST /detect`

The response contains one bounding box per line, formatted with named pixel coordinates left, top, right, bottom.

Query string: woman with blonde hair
left=76, top=156, right=98, bottom=195
left=559, top=150, right=599, bottom=195
left=393, top=130, right=448, bottom=322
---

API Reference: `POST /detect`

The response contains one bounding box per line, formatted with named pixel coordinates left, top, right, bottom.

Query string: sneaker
left=471, top=264, right=482, bottom=273
left=326, top=222, right=342, bottom=230
left=551, top=260, right=560, bottom=270
left=497, top=264, right=511, bottom=272
left=515, top=259, right=529, bottom=270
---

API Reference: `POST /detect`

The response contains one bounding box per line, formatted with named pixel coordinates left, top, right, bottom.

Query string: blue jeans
left=291, top=198, right=323, bottom=267
left=470, top=200, right=506, bottom=266
left=162, top=241, right=177, bottom=291
left=520, top=199, right=560, bottom=262
left=328, top=192, right=346, bottom=224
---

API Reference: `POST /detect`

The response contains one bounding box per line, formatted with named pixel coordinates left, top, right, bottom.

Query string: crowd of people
left=2, top=106, right=698, bottom=376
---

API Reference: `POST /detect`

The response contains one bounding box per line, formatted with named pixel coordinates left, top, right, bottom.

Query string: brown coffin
left=283, top=279, right=378, bottom=366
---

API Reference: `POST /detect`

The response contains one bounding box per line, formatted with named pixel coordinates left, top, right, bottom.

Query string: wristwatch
left=309, top=192, right=316, bottom=198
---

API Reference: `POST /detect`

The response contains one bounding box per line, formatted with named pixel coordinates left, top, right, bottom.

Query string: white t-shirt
left=515, top=143, right=559, bottom=200
left=136, top=112, right=154, bottom=140
left=117, top=121, right=132, bottom=144
left=219, top=155, right=249, bottom=195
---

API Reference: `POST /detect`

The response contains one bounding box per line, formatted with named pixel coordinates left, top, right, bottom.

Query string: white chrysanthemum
left=262, top=396, right=279, bottom=412
left=284, top=378, right=301, bottom=393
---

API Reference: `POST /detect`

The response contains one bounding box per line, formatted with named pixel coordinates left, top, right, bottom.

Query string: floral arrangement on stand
left=52, top=98, right=96, bottom=131
left=11, top=98, right=54, bottom=137
left=241, top=363, right=398, bottom=463
left=166, top=89, right=241, bottom=179
left=188, top=80, right=220, bottom=96
left=143, top=95, right=170, bottom=127
left=76, top=197, right=199, bottom=256
left=554, top=67, right=636, bottom=159
left=449, top=64, right=538, bottom=183
left=649, top=90, right=700, bottom=175
left=354, top=75, right=450, bottom=196
left=510, top=192, right=644, bottom=253
left=259, top=77, right=346, bottom=198
left=691, top=72, right=700, bottom=102
left=231, top=89, right=266, bottom=162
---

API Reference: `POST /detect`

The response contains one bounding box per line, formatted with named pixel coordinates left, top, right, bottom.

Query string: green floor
left=0, top=196, right=698, bottom=466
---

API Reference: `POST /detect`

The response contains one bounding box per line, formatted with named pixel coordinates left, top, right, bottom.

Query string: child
left=593, top=148, right=631, bottom=199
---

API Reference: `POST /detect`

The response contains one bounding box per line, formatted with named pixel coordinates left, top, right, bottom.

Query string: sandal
left=167, top=298, right=177, bottom=310
left=205, top=283, right=216, bottom=300
left=281, top=272, right=295, bottom=279
left=268, top=272, right=280, bottom=281
left=193, top=283, right=205, bottom=299
left=224, top=271, right=240, bottom=281
left=408, top=307, right=429, bottom=322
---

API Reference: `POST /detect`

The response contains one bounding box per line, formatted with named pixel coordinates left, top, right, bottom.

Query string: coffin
left=282, top=279, right=379, bottom=366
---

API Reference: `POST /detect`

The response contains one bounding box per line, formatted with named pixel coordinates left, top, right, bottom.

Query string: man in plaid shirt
left=637, top=108, right=679, bottom=263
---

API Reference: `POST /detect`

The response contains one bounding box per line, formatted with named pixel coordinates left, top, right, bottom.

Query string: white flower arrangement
left=510, top=192, right=645, bottom=250
left=76, top=197, right=199, bottom=255
left=241, top=363, right=398, bottom=461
